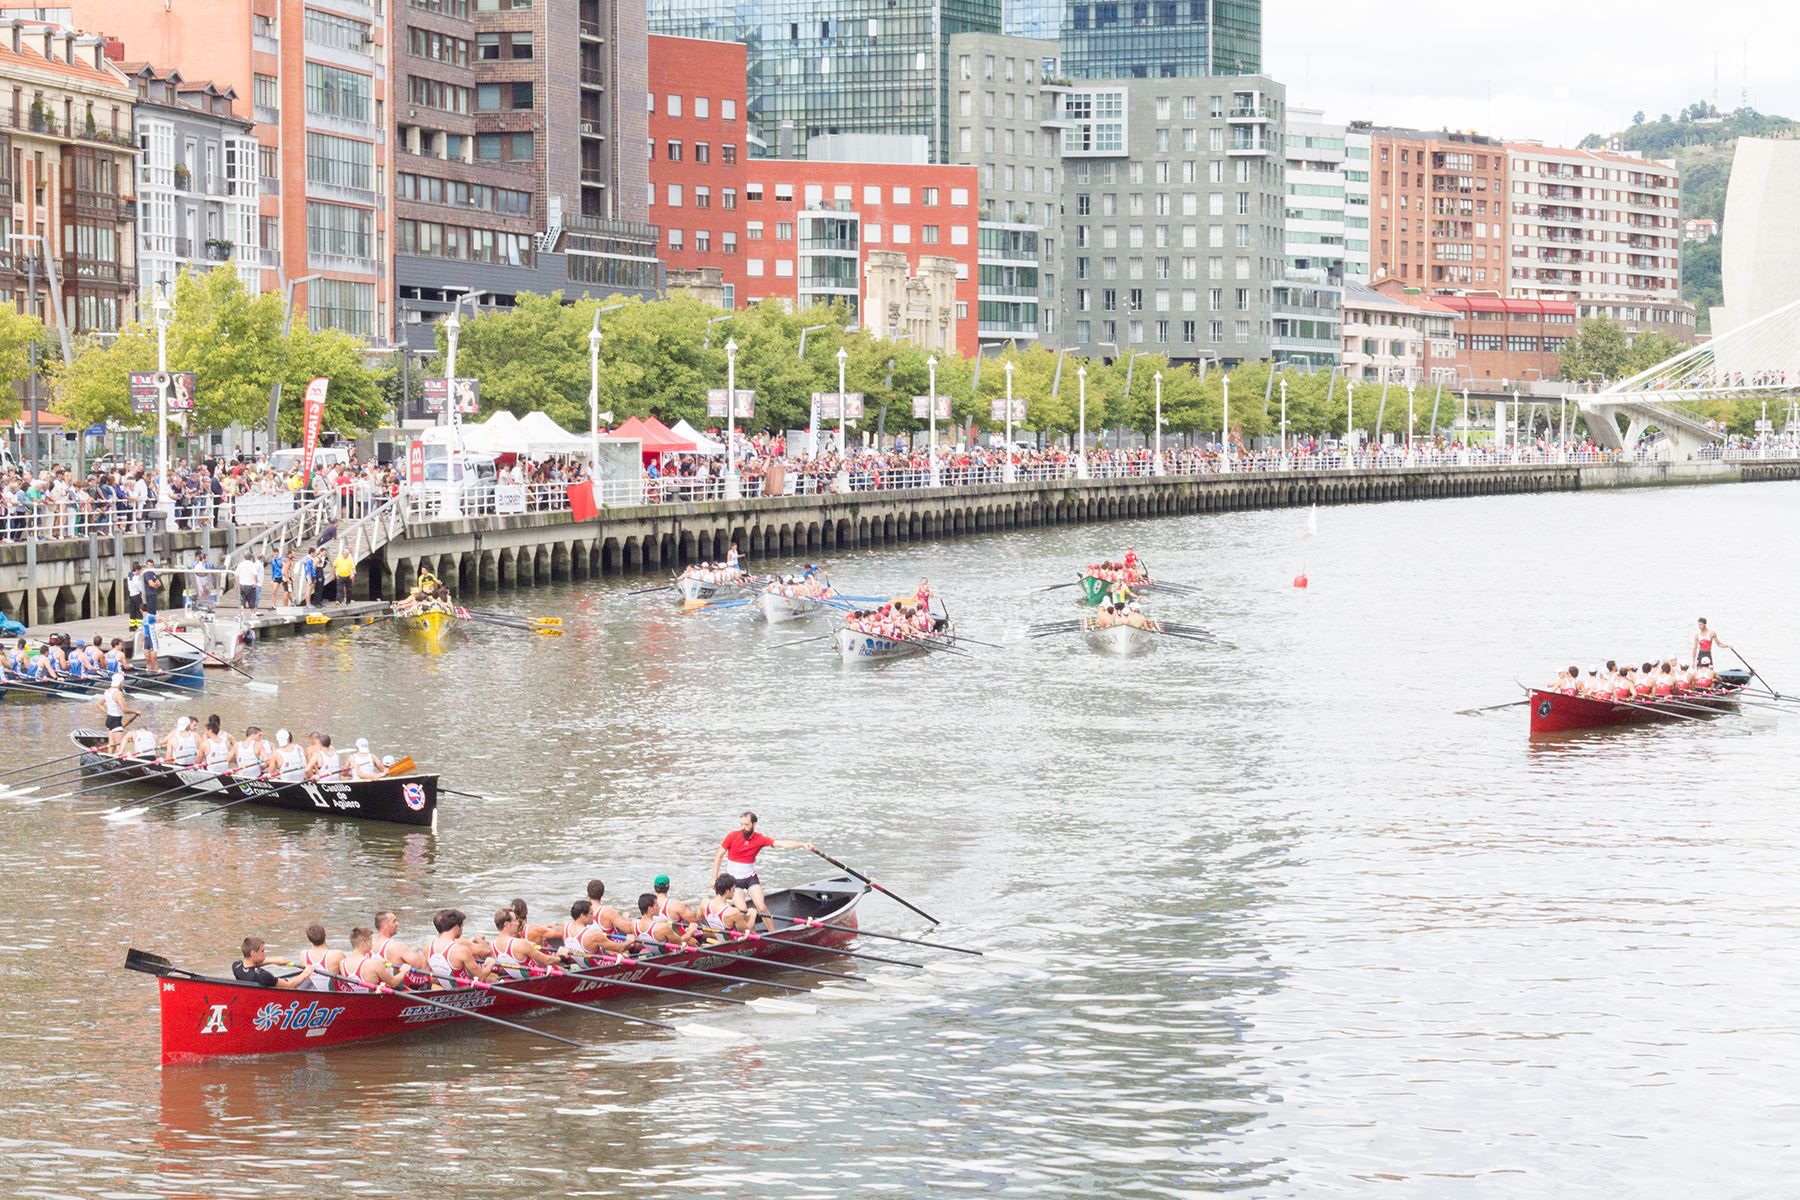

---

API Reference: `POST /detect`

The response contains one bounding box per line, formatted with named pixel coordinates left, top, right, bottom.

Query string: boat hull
left=678, top=574, right=748, bottom=603
left=70, top=730, right=438, bottom=826
left=0, top=651, right=203, bottom=703
left=835, top=627, right=936, bottom=663
left=754, top=591, right=824, bottom=623
left=400, top=609, right=455, bottom=641
left=1527, top=684, right=1743, bottom=734
left=1083, top=623, right=1156, bottom=656
left=164, top=615, right=247, bottom=667
left=150, top=877, right=866, bottom=1064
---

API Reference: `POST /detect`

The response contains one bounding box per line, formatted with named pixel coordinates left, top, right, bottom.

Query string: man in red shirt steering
left=710, top=810, right=815, bottom=933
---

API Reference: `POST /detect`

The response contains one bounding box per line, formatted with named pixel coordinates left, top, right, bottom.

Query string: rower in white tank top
left=301, top=946, right=334, bottom=992
left=426, top=932, right=457, bottom=983
left=235, top=737, right=264, bottom=779
left=204, top=733, right=233, bottom=773
left=170, top=726, right=199, bottom=767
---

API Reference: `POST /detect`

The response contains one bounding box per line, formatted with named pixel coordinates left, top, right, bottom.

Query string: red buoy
left=1292, top=573, right=1308, bottom=589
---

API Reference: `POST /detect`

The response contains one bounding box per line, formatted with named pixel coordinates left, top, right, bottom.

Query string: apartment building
left=647, top=0, right=1000, bottom=164
left=1360, top=124, right=1507, bottom=294
left=1060, top=74, right=1287, bottom=368
left=947, top=32, right=1059, bottom=347
left=122, top=64, right=261, bottom=309
left=740, top=151, right=980, bottom=354
left=1506, top=143, right=1693, bottom=342
left=1061, top=0, right=1259, bottom=80
left=69, top=0, right=390, bottom=338
left=1430, top=293, right=1574, bottom=386
left=0, top=18, right=136, bottom=334
left=646, top=34, right=747, bottom=309
left=1341, top=278, right=1456, bottom=385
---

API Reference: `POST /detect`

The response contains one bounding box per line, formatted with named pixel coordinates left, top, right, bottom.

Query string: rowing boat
left=1082, top=619, right=1158, bottom=656
left=134, top=875, right=867, bottom=1064
left=69, top=729, right=439, bottom=827
left=398, top=607, right=456, bottom=642
left=834, top=626, right=954, bottom=663
left=1527, top=670, right=1751, bottom=734
left=677, top=571, right=751, bottom=604
left=753, top=588, right=827, bottom=623
left=1077, top=572, right=1151, bottom=606
left=0, top=649, right=205, bottom=703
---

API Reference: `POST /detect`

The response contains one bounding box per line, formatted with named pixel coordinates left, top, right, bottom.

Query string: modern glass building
left=648, top=0, right=1000, bottom=162
left=1061, top=0, right=1260, bottom=79
left=1003, top=0, right=1062, bottom=40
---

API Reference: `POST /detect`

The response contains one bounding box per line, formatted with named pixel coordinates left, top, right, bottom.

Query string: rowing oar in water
left=810, top=848, right=941, bottom=926
left=294, top=966, right=591, bottom=1048
left=627, top=581, right=675, bottom=596
left=765, top=916, right=1037, bottom=964
left=683, top=598, right=753, bottom=616
left=706, top=927, right=965, bottom=974
left=162, top=632, right=278, bottom=695
left=0, top=747, right=101, bottom=795
left=1457, top=698, right=1533, bottom=716
left=460, top=610, right=565, bottom=636
left=632, top=933, right=877, bottom=986
left=533, top=953, right=816, bottom=1014
left=770, top=633, right=835, bottom=650
left=1728, top=648, right=1784, bottom=700
left=1031, top=580, right=1082, bottom=593
left=100, top=769, right=242, bottom=820
left=2, top=752, right=155, bottom=800
left=402, top=967, right=743, bottom=1039
left=462, top=608, right=561, bottom=627
left=560, top=945, right=821, bottom=997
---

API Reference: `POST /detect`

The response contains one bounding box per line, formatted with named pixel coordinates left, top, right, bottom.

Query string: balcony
left=307, top=250, right=379, bottom=275
left=580, top=66, right=604, bottom=89
left=1228, top=104, right=1273, bottom=122
left=580, top=19, right=602, bottom=39
left=260, top=175, right=280, bottom=196
left=253, top=104, right=279, bottom=126
left=580, top=120, right=602, bottom=138
left=259, top=247, right=281, bottom=267
left=980, top=319, right=1040, bottom=337
left=253, top=33, right=280, bottom=56
left=1227, top=136, right=1271, bottom=156
left=978, top=280, right=1039, bottom=298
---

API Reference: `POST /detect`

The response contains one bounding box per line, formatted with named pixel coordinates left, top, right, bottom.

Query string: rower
left=164, top=716, right=201, bottom=768
left=233, top=936, right=316, bottom=990
left=372, top=910, right=430, bottom=986
left=305, top=732, right=341, bottom=781
left=709, top=811, right=816, bottom=933
left=236, top=726, right=271, bottom=779
left=631, top=892, right=693, bottom=951
left=300, top=922, right=346, bottom=992
left=342, top=926, right=407, bottom=992
left=266, top=729, right=307, bottom=783
left=346, top=738, right=382, bottom=780
left=698, top=873, right=754, bottom=937
left=509, top=898, right=554, bottom=946
left=1634, top=663, right=1656, bottom=698
left=559, top=899, right=600, bottom=955
left=1559, top=666, right=1580, bottom=696
left=1653, top=662, right=1675, bottom=698
left=105, top=638, right=129, bottom=673
left=423, top=909, right=493, bottom=989
left=123, top=723, right=159, bottom=759
left=202, top=715, right=236, bottom=775
left=93, top=672, right=138, bottom=749
left=585, top=879, right=632, bottom=940
left=1695, top=659, right=1717, bottom=690
left=1692, top=618, right=1728, bottom=669
left=649, top=874, right=698, bottom=926
left=490, top=908, right=562, bottom=979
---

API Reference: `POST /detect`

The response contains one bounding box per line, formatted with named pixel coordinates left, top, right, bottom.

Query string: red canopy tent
left=601, top=416, right=695, bottom=459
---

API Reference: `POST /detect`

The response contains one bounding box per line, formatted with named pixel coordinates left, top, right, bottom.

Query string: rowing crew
left=102, top=715, right=392, bottom=781
left=4, top=635, right=132, bottom=684
left=844, top=599, right=937, bottom=640
left=682, top=562, right=748, bottom=586
left=1084, top=548, right=1147, bottom=587
left=764, top=574, right=833, bottom=600
left=1549, top=658, right=1723, bottom=700
left=233, top=813, right=816, bottom=992
left=1091, top=600, right=1157, bottom=631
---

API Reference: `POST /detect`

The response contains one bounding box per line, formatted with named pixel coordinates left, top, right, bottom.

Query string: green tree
left=1559, top=317, right=1632, bottom=384
left=0, top=302, right=45, bottom=421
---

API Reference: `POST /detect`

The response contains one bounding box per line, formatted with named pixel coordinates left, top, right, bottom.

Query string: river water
left=2, top=481, right=1798, bottom=1198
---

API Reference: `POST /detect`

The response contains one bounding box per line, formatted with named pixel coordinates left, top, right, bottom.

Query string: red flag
left=299, top=376, right=329, bottom=480
left=406, top=439, right=425, bottom=485
left=568, top=480, right=600, bottom=523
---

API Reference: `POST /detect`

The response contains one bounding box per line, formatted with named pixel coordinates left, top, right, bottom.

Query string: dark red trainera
left=1527, top=669, right=1751, bottom=735
left=133, top=876, right=867, bottom=1065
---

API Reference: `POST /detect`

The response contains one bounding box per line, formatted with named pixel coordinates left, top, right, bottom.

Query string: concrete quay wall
left=5, top=459, right=1797, bottom=625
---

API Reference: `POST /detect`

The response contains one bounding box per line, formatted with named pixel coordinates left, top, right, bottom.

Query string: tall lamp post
left=1220, top=373, right=1232, bottom=474
left=724, top=338, right=741, bottom=499
left=1345, top=378, right=1355, bottom=470
left=265, top=273, right=321, bottom=451
left=1406, top=382, right=1416, bottom=465
left=1076, top=364, right=1090, bottom=480
left=1153, top=371, right=1165, bottom=476
left=587, top=301, right=628, bottom=477
left=152, top=283, right=175, bottom=526
left=835, top=345, right=849, bottom=455
left=1278, top=378, right=1288, bottom=470
left=1002, top=359, right=1016, bottom=482
left=927, top=353, right=940, bottom=487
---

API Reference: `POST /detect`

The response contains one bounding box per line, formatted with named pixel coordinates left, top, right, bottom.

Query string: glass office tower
left=1061, top=0, right=1259, bottom=79
left=649, top=0, right=1000, bottom=161
left=1003, top=0, right=1061, bottom=40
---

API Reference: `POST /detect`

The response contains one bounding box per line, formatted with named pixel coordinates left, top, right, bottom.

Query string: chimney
left=63, top=32, right=75, bottom=65
left=41, top=28, right=53, bottom=63
left=104, top=36, right=124, bottom=62
left=8, top=21, right=19, bottom=56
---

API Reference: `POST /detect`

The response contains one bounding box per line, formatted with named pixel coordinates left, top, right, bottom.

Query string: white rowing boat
left=1082, top=621, right=1158, bottom=657
left=754, top=589, right=827, bottom=623
left=835, top=627, right=939, bottom=664
left=677, top=570, right=750, bottom=603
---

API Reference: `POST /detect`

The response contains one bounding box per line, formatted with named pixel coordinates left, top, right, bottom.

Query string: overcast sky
left=1267, top=1, right=1800, bottom=145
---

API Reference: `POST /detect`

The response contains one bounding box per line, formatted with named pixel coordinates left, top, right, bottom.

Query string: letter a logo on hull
left=200, top=1004, right=230, bottom=1035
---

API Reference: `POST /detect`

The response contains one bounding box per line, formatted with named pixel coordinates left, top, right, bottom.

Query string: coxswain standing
left=709, top=811, right=816, bottom=933
left=1692, top=618, right=1729, bottom=669
left=94, top=672, right=139, bottom=751
left=300, top=922, right=346, bottom=991
left=234, top=936, right=316, bottom=990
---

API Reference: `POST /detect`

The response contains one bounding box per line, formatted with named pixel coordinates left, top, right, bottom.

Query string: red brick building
left=646, top=36, right=748, bottom=307
left=1431, top=294, right=1575, bottom=386
left=740, top=158, right=981, bottom=355
left=1359, top=125, right=1509, bottom=293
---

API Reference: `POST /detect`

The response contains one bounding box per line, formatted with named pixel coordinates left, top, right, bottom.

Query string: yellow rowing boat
left=399, top=607, right=456, bottom=642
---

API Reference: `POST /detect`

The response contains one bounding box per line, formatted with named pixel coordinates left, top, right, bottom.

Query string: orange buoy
left=1292, top=572, right=1308, bottom=589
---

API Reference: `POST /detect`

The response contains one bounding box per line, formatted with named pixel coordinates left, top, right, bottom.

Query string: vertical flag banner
left=300, top=376, right=329, bottom=480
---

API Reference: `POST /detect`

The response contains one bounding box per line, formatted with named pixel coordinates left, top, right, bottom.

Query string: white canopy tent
left=516, top=410, right=591, bottom=456
left=669, top=419, right=726, bottom=455
left=419, top=410, right=589, bottom=457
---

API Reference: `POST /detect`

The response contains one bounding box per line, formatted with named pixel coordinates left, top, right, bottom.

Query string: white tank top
left=131, top=729, right=158, bottom=756
left=347, top=751, right=376, bottom=780
left=172, top=731, right=198, bottom=766
left=426, top=934, right=457, bottom=982
left=491, top=934, right=525, bottom=979
left=314, top=750, right=341, bottom=782
left=301, top=947, right=333, bottom=992
left=102, top=688, right=125, bottom=718
left=236, top=741, right=263, bottom=774
left=277, top=744, right=306, bottom=782
left=205, top=737, right=232, bottom=771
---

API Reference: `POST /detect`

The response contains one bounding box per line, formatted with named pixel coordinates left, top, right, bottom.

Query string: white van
left=268, top=446, right=352, bottom=476
left=413, top=447, right=498, bottom=515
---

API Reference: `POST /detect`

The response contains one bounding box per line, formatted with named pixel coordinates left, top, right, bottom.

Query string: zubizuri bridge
left=4, top=449, right=1798, bottom=626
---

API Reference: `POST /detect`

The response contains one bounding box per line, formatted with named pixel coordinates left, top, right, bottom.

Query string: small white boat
left=164, top=612, right=247, bottom=667
left=835, top=627, right=934, bottom=664
left=754, top=589, right=827, bottom=623
left=677, top=571, right=749, bottom=604
left=1083, top=621, right=1158, bottom=657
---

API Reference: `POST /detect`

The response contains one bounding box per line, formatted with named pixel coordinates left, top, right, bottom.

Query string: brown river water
left=2, top=480, right=1798, bottom=1198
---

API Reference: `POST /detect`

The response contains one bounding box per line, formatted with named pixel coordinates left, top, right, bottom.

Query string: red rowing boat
left=132, top=876, right=866, bottom=1064
left=1527, top=669, right=1751, bottom=734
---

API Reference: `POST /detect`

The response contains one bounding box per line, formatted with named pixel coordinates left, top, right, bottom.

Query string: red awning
left=602, top=416, right=695, bottom=454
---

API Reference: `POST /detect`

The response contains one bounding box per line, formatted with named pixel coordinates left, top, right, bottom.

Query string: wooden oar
left=3, top=754, right=151, bottom=799
left=1728, top=649, right=1781, bottom=699
left=464, top=608, right=561, bottom=626
left=435, top=786, right=483, bottom=799
left=810, top=849, right=940, bottom=925
left=162, top=632, right=278, bottom=695
left=1457, top=698, right=1532, bottom=716
left=708, top=928, right=930, bottom=971
left=771, top=633, right=834, bottom=649
left=538, top=953, right=815, bottom=1014
left=409, top=966, right=745, bottom=1037
left=627, top=582, right=675, bottom=595
left=683, top=598, right=753, bottom=616
left=767, top=916, right=1036, bottom=963
left=633, top=935, right=870, bottom=984
left=1032, top=581, right=1081, bottom=593
left=0, top=746, right=97, bottom=789
left=101, top=768, right=238, bottom=820
left=559, top=944, right=817, bottom=995
left=301, top=967, right=589, bottom=1048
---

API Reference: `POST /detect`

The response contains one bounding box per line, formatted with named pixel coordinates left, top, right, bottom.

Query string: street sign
left=707, top=388, right=756, bottom=419
left=989, top=397, right=1027, bottom=422
left=912, top=395, right=952, bottom=420
left=423, top=377, right=480, bottom=414
left=128, top=371, right=196, bottom=414
left=811, top=391, right=864, bottom=419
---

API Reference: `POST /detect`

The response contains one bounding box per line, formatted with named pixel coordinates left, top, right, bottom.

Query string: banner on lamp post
left=912, top=395, right=952, bottom=420
left=299, top=376, right=329, bottom=480
left=812, top=392, right=864, bottom=420
left=422, top=377, right=480, bottom=414
left=707, top=389, right=756, bottom=419
left=989, top=398, right=1027, bottom=422
left=128, top=371, right=196, bottom=415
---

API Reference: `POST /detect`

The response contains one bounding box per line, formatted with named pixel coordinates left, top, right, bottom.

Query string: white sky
left=1267, top=1, right=1800, bottom=145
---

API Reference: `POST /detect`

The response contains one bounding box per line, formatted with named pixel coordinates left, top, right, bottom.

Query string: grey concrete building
left=122, top=64, right=262, bottom=313
left=1060, top=74, right=1287, bottom=367
left=948, top=32, right=1062, bottom=348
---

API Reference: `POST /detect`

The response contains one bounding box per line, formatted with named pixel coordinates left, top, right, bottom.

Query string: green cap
left=653, top=874, right=670, bottom=888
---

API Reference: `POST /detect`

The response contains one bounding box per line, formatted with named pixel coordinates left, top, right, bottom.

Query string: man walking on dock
left=235, top=553, right=263, bottom=612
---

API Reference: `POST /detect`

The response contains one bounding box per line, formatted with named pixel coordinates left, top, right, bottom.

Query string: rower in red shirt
left=709, top=810, right=816, bottom=933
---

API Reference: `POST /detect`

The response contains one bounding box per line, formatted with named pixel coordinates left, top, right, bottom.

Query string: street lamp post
left=1278, top=378, right=1288, bottom=470
left=1153, top=372, right=1165, bottom=476
left=1346, top=379, right=1355, bottom=469
left=153, top=284, right=175, bottom=526
left=927, top=354, right=941, bottom=487
left=1076, top=365, right=1090, bottom=479
left=835, top=345, right=849, bottom=456
left=724, top=338, right=741, bottom=499
left=1220, top=373, right=1231, bottom=473
left=1406, top=383, right=1416, bottom=464
left=265, top=273, right=322, bottom=451
left=1002, top=360, right=1017, bottom=482
left=587, top=312, right=602, bottom=475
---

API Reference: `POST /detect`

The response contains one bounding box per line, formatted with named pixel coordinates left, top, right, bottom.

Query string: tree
left=1632, top=110, right=1646, bottom=126
left=1559, top=317, right=1632, bottom=384
left=0, top=302, right=46, bottom=421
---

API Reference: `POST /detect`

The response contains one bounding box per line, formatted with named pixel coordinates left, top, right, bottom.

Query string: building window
left=666, top=184, right=682, bottom=206
left=775, top=221, right=793, bottom=240
left=722, top=188, right=736, bottom=210
left=668, top=229, right=683, bottom=250
left=667, top=94, right=682, bottom=117
left=253, top=73, right=279, bottom=115
left=694, top=96, right=709, bottom=119
left=305, top=63, right=373, bottom=123
left=695, top=141, right=709, bottom=164
left=695, top=187, right=710, bottom=209
left=309, top=278, right=376, bottom=337
left=667, top=140, right=682, bottom=161
left=307, top=201, right=375, bottom=260
left=305, top=132, right=374, bottom=191
left=305, top=9, right=372, bottom=52
left=722, top=144, right=737, bottom=164
left=722, top=99, right=736, bottom=121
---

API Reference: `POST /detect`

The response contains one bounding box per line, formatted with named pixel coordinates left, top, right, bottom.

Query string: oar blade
left=245, top=681, right=281, bottom=695
left=675, top=1022, right=748, bottom=1042
left=746, top=997, right=818, bottom=1016
left=980, top=949, right=1039, bottom=966
left=813, top=984, right=879, bottom=1002
left=921, top=959, right=978, bottom=976
left=0, top=785, right=42, bottom=798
